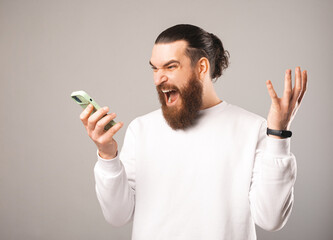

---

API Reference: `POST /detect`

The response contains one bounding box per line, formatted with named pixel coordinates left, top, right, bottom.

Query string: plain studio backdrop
left=0, top=0, right=332, bottom=239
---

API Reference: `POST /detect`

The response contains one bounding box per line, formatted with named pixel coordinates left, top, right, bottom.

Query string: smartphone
left=71, top=90, right=116, bottom=131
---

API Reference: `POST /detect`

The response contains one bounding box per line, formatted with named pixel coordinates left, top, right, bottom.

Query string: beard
left=156, top=72, right=203, bottom=130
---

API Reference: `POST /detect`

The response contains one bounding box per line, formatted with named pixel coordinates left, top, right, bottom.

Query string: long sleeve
left=249, top=120, right=297, bottom=232
left=94, top=121, right=136, bottom=227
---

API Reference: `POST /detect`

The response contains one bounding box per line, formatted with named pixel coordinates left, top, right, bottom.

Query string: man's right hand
left=80, top=104, right=124, bottom=159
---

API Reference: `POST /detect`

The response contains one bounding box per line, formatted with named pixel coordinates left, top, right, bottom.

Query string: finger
left=291, top=66, right=302, bottom=107
left=94, top=113, right=117, bottom=136
left=101, top=121, right=124, bottom=141
left=266, top=80, right=279, bottom=105
left=87, top=106, right=109, bottom=131
left=80, top=104, right=94, bottom=127
left=297, top=70, right=308, bottom=105
left=283, top=69, right=292, bottom=100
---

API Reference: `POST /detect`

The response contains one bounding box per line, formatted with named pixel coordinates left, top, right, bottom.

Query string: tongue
left=168, top=91, right=178, bottom=103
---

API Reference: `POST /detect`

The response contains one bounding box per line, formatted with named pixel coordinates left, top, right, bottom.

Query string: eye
left=167, top=65, right=176, bottom=69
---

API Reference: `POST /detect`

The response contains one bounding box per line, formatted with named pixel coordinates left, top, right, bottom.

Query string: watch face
left=281, top=130, right=292, bottom=138
left=284, top=131, right=291, bottom=137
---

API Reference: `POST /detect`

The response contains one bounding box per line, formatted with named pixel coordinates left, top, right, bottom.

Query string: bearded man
left=80, top=24, right=307, bottom=239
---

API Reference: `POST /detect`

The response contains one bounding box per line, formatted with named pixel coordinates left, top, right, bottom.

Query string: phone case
left=71, top=90, right=116, bottom=131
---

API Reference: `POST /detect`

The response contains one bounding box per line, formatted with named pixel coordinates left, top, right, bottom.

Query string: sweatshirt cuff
left=96, top=149, right=122, bottom=173
left=265, top=136, right=291, bottom=157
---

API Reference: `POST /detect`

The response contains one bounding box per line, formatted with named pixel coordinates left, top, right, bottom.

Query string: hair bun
left=209, top=33, right=230, bottom=80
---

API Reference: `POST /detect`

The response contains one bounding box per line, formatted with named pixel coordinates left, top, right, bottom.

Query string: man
left=80, top=24, right=307, bottom=239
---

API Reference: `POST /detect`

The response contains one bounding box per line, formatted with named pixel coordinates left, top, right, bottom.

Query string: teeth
left=162, top=89, right=173, bottom=93
left=168, top=95, right=171, bottom=103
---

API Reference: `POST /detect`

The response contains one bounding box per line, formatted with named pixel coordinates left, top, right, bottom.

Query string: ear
left=197, top=57, right=210, bottom=80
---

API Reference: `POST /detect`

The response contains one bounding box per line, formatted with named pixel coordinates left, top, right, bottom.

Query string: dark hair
left=155, top=24, right=230, bottom=81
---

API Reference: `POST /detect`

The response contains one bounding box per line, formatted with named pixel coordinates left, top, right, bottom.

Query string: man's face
left=150, top=40, right=203, bottom=130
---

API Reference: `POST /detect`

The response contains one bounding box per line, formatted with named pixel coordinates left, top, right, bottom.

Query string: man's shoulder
left=127, top=108, right=164, bottom=130
left=221, top=103, right=266, bottom=126
left=223, top=102, right=266, bottom=124
left=136, top=108, right=163, bottom=122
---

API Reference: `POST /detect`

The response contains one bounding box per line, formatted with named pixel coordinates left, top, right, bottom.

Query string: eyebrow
left=149, top=60, right=180, bottom=68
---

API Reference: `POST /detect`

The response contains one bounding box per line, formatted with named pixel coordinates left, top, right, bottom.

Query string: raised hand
left=265, top=67, right=307, bottom=137
left=80, top=104, right=124, bottom=159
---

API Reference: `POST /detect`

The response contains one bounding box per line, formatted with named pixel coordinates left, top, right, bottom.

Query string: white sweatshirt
left=94, top=101, right=296, bottom=240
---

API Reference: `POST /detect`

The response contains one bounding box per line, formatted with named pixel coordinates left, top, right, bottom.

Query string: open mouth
left=162, top=89, right=179, bottom=105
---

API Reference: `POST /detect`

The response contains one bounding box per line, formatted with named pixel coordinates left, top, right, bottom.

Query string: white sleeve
left=249, top=120, right=297, bottom=232
left=94, top=121, right=136, bottom=227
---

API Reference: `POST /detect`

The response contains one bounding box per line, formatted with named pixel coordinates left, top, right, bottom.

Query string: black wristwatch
left=266, top=128, right=292, bottom=138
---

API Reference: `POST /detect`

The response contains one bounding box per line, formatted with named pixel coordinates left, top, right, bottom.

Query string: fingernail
left=103, top=106, right=108, bottom=111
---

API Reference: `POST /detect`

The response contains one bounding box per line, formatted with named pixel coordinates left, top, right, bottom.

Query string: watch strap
left=267, top=128, right=292, bottom=138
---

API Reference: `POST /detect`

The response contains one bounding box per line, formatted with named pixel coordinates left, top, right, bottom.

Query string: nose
left=154, top=69, right=168, bottom=86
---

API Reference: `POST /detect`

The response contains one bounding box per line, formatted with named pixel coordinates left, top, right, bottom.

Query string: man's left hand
left=266, top=67, right=308, bottom=138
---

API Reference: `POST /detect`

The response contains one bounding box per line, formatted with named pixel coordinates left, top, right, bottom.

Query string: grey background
left=0, top=0, right=332, bottom=239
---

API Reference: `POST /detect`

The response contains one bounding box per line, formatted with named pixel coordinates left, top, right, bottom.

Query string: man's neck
left=200, top=84, right=222, bottom=110
left=200, top=76, right=222, bottom=110
left=200, top=96, right=222, bottom=110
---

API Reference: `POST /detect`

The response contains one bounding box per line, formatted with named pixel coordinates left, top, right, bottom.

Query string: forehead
left=150, top=40, right=189, bottom=66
